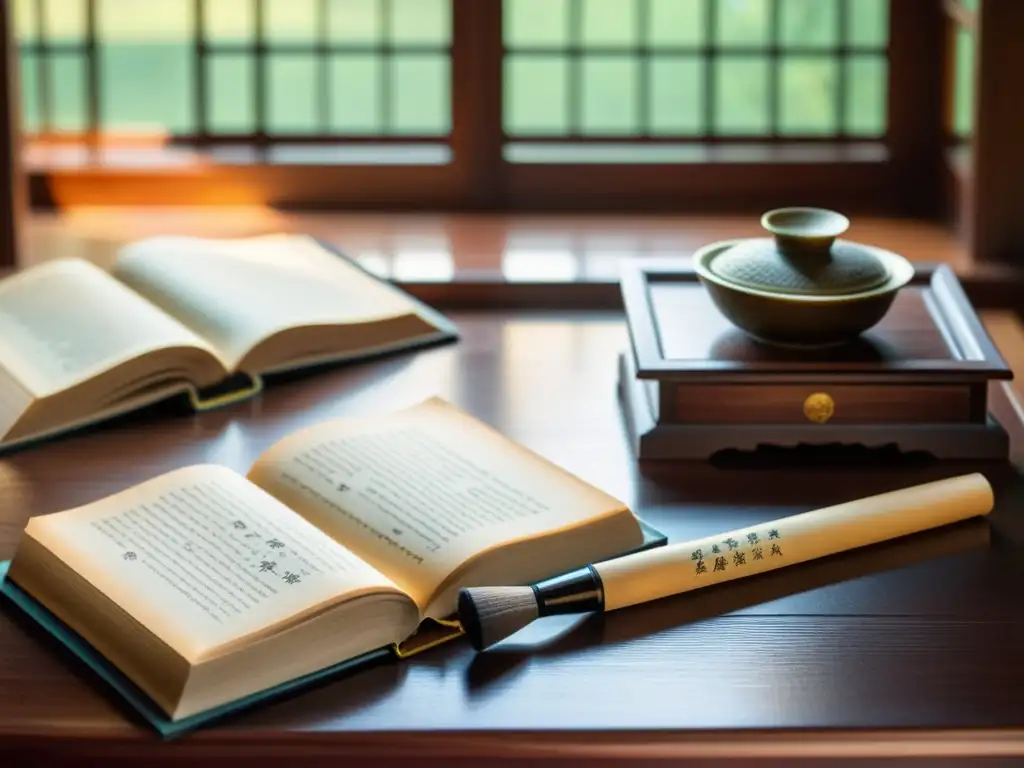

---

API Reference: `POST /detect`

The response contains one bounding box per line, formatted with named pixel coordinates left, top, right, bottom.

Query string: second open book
left=0, top=233, right=457, bottom=452
left=3, top=397, right=664, bottom=730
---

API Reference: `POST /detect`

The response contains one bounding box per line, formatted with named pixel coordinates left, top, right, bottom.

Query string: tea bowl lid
left=706, top=207, right=891, bottom=297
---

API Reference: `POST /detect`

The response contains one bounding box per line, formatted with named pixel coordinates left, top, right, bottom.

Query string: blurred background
left=11, top=0, right=973, bottom=163
left=13, top=0, right=937, bottom=144
left=7, top=0, right=1011, bottom=290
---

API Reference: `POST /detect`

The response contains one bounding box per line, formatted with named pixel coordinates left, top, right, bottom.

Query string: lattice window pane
left=649, top=56, right=704, bottom=135
left=647, top=0, right=706, bottom=48
left=845, top=54, right=887, bottom=137
left=208, top=54, right=255, bottom=133
left=504, top=55, right=570, bottom=135
left=780, top=0, right=838, bottom=49
left=779, top=55, right=838, bottom=135
left=45, top=0, right=87, bottom=43
left=267, top=54, right=319, bottom=134
left=50, top=53, right=87, bottom=131
left=19, top=51, right=40, bottom=134
left=204, top=0, right=254, bottom=41
left=504, top=0, right=570, bottom=48
left=391, top=53, right=450, bottom=134
left=329, top=0, right=381, bottom=42
left=13, top=0, right=37, bottom=41
left=14, top=0, right=38, bottom=134
left=714, top=0, right=771, bottom=47
left=265, top=0, right=317, bottom=44
left=848, top=0, right=888, bottom=47
left=330, top=54, right=383, bottom=133
left=714, top=56, right=770, bottom=134
left=504, top=0, right=890, bottom=141
left=581, top=0, right=637, bottom=47
left=98, top=0, right=194, bottom=134
left=954, top=27, right=974, bottom=137
left=581, top=55, right=639, bottom=134
left=390, top=0, right=450, bottom=45
left=16, top=0, right=892, bottom=148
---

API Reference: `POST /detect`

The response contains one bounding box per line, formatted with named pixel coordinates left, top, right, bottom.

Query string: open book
left=1, top=397, right=664, bottom=733
left=0, top=234, right=457, bottom=452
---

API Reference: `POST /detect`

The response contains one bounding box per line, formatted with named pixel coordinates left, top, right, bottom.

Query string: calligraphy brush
left=457, top=472, right=994, bottom=651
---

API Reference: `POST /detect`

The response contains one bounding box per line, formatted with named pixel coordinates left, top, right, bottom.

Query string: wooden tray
left=618, top=260, right=1014, bottom=461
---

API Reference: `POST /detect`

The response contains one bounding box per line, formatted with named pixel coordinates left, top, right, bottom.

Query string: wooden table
left=2, top=309, right=1024, bottom=765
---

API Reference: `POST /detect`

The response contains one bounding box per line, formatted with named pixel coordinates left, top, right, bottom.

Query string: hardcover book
left=0, top=233, right=458, bottom=453
left=0, top=397, right=666, bottom=737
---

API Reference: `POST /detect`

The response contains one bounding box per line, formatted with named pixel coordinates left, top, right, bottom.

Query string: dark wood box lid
left=621, top=260, right=1014, bottom=385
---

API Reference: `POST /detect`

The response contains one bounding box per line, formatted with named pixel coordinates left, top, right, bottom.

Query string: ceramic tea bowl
left=692, top=207, right=915, bottom=349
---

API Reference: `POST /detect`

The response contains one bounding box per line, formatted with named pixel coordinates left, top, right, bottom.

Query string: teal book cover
left=0, top=560, right=394, bottom=739
left=0, top=520, right=665, bottom=739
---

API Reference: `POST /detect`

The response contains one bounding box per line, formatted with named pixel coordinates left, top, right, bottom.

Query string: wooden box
left=617, top=261, right=1014, bottom=461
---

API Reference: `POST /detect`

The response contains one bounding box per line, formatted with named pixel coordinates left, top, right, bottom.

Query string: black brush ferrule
left=457, top=588, right=485, bottom=650
left=532, top=565, right=605, bottom=616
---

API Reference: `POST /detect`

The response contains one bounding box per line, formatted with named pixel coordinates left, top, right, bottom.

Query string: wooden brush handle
left=595, top=473, right=994, bottom=612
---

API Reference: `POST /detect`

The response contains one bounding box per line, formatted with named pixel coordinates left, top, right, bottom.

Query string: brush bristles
left=457, top=586, right=539, bottom=651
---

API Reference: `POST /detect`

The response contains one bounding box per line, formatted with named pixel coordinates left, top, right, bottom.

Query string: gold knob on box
left=803, top=392, right=835, bottom=424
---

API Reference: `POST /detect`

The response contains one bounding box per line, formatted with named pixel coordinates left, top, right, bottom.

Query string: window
left=14, top=0, right=453, bottom=161
left=200, top=0, right=453, bottom=157
left=502, top=0, right=889, bottom=163
left=8, top=0, right=958, bottom=212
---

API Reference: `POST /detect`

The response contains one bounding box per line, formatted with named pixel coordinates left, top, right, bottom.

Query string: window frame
left=0, top=0, right=959, bottom=219
left=948, top=0, right=1024, bottom=269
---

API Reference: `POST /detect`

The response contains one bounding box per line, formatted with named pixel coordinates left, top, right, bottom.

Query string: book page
left=0, top=259, right=222, bottom=398
left=23, top=464, right=406, bottom=663
left=112, top=234, right=421, bottom=371
left=0, top=359, right=33, bottom=441
left=248, top=397, right=628, bottom=610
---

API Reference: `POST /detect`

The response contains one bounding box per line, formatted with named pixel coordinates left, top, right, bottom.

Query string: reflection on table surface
left=21, top=209, right=977, bottom=280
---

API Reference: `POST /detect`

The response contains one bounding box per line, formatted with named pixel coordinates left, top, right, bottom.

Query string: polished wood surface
left=15, top=207, right=1024, bottom=314
left=17, top=208, right=982, bottom=274
left=654, top=287, right=953, bottom=364
left=623, top=263, right=1011, bottom=379
left=12, top=207, right=974, bottom=274
left=1, top=308, right=1024, bottom=764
